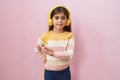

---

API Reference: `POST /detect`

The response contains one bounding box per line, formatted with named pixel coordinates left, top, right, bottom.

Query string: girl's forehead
left=53, top=12, right=66, bottom=16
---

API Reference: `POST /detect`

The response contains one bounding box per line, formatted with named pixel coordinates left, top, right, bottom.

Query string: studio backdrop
left=0, top=0, right=120, bottom=80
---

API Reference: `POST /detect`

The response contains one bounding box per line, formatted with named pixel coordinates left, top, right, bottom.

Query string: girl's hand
left=36, top=45, right=44, bottom=51
left=35, top=44, right=46, bottom=55
left=42, top=47, right=54, bottom=56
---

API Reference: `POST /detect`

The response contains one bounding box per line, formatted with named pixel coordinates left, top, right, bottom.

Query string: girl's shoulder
left=39, top=31, right=50, bottom=40
left=41, top=31, right=50, bottom=36
left=65, top=31, right=74, bottom=36
left=65, top=31, right=73, bottom=34
left=61, top=31, right=74, bottom=39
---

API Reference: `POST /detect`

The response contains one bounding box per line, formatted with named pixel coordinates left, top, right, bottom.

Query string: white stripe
left=68, top=50, right=74, bottom=58
left=37, top=39, right=44, bottom=45
left=46, top=55, right=60, bottom=60
left=68, top=39, right=74, bottom=45
left=47, top=40, right=67, bottom=47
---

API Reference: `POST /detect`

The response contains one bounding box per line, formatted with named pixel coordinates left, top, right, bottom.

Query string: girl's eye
left=54, top=16, right=67, bottom=20
left=54, top=16, right=59, bottom=20
left=61, top=16, right=66, bottom=20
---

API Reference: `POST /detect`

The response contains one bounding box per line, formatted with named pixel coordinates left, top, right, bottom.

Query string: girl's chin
left=56, top=25, right=64, bottom=28
left=56, top=27, right=64, bottom=30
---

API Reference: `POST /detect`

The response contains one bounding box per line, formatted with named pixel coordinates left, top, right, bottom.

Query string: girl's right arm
left=34, top=38, right=46, bottom=62
left=34, top=32, right=49, bottom=63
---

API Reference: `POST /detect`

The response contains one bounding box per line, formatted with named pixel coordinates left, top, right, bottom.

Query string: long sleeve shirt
left=34, top=31, right=75, bottom=71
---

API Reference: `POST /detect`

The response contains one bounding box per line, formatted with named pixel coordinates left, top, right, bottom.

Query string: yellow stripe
left=47, top=31, right=74, bottom=40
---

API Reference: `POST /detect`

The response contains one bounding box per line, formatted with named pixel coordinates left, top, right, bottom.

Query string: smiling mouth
left=57, top=24, right=63, bottom=26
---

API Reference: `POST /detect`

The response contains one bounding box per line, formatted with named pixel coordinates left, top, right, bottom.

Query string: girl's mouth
left=57, top=24, right=63, bottom=26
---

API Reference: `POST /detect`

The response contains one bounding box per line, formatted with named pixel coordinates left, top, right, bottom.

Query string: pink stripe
left=45, top=63, right=68, bottom=71
left=47, top=47, right=66, bottom=51
left=54, top=51, right=64, bottom=58
left=47, top=45, right=74, bottom=51
left=67, top=44, right=74, bottom=50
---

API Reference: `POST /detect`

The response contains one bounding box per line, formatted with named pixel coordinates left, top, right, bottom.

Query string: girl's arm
left=43, top=38, right=75, bottom=60
left=34, top=32, right=48, bottom=58
left=34, top=39, right=46, bottom=62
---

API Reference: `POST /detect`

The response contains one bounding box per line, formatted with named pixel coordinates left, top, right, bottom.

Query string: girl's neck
left=52, top=29, right=64, bottom=33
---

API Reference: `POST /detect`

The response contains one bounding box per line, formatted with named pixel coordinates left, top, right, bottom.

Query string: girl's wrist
left=48, top=51, right=54, bottom=56
left=51, top=52, right=54, bottom=56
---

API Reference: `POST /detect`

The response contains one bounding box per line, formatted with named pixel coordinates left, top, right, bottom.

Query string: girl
left=34, top=5, right=75, bottom=80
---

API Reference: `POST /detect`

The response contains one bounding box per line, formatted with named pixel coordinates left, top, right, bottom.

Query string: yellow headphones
left=48, top=5, right=71, bottom=26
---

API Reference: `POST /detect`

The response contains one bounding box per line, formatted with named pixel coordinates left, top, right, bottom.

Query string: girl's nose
left=58, top=18, right=62, bottom=22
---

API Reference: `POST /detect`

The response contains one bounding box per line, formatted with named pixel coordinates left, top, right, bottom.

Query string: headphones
left=48, top=5, right=71, bottom=26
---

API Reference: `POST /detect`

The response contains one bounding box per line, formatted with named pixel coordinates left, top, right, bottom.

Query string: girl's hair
left=48, top=6, right=71, bottom=32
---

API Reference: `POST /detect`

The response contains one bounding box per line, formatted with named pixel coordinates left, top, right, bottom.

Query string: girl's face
left=52, top=12, right=67, bottom=31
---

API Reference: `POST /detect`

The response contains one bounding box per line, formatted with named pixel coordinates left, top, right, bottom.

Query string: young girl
left=34, top=5, right=75, bottom=80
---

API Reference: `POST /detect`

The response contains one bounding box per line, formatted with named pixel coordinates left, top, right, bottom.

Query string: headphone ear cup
left=66, top=19, right=70, bottom=26
left=48, top=19, right=52, bottom=26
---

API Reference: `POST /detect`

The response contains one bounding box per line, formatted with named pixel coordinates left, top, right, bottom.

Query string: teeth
left=57, top=24, right=62, bottom=26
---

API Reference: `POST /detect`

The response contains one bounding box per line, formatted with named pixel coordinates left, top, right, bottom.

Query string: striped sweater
left=34, top=31, right=75, bottom=71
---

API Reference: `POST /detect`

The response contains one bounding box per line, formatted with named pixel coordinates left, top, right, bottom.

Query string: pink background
left=0, top=0, right=120, bottom=80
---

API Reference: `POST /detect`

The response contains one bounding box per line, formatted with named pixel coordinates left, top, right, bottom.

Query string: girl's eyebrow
left=54, top=15, right=67, bottom=17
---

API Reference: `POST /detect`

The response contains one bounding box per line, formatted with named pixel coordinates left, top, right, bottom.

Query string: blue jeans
left=44, top=66, right=71, bottom=80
